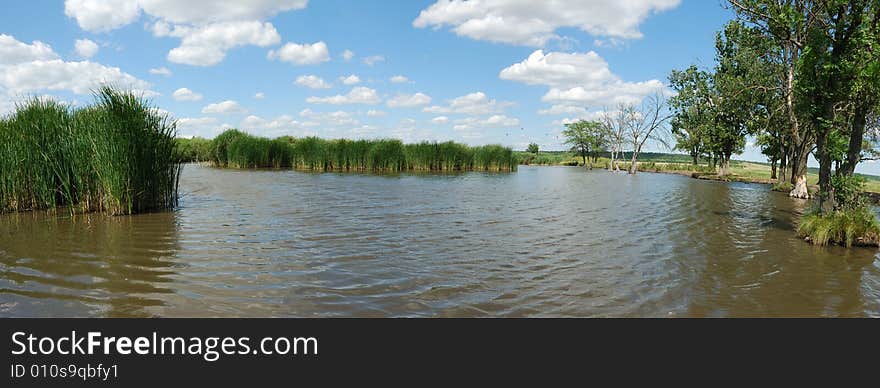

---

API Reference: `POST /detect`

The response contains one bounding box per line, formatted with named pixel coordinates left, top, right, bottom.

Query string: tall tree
left=668, top=65, right=713, bottom=166
left=562, top=120, right=604, bottom=169
left=728, top=0, right=820, bottom=198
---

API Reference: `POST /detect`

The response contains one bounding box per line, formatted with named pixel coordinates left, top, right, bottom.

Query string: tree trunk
left=609, top=150, right=616, bottom=171
left=841, top=102, right=868, bottom=176
left=789, top=151, right=810, bottom=199
left=629, top=151, right=639, bottom=175
left=582, top=153, right=587, bottom=168
left=770, top=159, right=778, bottom=180
left=816, top=132, right=836, bottom=212
left=778, top=145, right=789, bottom=185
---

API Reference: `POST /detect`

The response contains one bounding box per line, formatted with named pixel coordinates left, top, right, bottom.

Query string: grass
left=518, top=151, right=880, bottom=194
left=797, top=207, right=880, bottom=247
left=0, top=87, right=180, bottom=215
left=198, top=129, right=518, bottom=172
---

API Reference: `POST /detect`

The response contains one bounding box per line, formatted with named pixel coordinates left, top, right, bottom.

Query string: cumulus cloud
left=157, top=21, right=281, bottom=66
left=64, top=1, right=310, bottom=66
left=386, top=92, right=432, bottom=108
left=0, top=34, right=59, bottom=65
left=363, top=55, right=384, bottom=66
left=64, top=0, right=141, bottom=33
left=538, top=104, right=589, bottom=116
left=390, top=75, right=410, bottom=84
left=453, top=115, right=520, bottom=131
left=306, top=87, right=381, bottom=105
left=500, top=50, right=666, bottom=107
left=65, top=0, right=308, bottom=31
left=268, top=41, right=330, bottom=66
left=299, top=108, right=359, bottom=126
left=423, top=91, right=512, bottom=115
left=149, top=67, right=173, bottom=76
left=74, top=39, right=99, bottom=58
left=240, top=114, right=315, bottom=137
left=340, top=75, right=361, bottom=85
left=172, top=87, right=202, bottom=101
left=295, top=75, right=332, bottom=89
left=176, top=116, right=231, bottom=138
left=366, top=110, right=386, bottom=117
left=431, top=116, right=449, bottom=124
left=202, top=100, right=247, bottom=114
left=254, top=92, right=265, bottom=99
left=413, top=0, right=681, bottom=46
left=341, top=49, right=355, bottom=61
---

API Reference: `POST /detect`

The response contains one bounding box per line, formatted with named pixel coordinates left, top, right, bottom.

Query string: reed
left=207, top=129, right=517, bottom=172
left=0, top=87, right=180, bottom=215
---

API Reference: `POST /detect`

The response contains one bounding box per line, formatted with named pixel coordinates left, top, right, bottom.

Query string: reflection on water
left=1, top=165, right=878, bottom=317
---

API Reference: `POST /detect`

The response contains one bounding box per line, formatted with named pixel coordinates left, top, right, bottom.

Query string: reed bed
left=202, top=129, right=517, bottom=172
left=0, top=87, right=180, bottom=215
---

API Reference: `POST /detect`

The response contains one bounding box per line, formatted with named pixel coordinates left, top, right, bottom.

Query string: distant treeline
left=0, top=88, right=179, bottom=215
left=176, top=129, right=518, bottom=172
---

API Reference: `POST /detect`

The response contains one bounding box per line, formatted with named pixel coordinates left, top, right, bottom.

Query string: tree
left=527, top=142, right=540, bottom=154
left=622, top=94, right=672, bottom=175
left=562, top=120, right=604, bottom=169
left=668, top=65, right=713, bottom=166
left=600, top=108, right=628, bottom=171
left=728, top=0, right=820, bottom=198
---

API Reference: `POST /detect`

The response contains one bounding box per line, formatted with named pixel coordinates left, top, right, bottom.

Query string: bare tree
left=622, top=93, right=672, bottom=175
left=600, top=107, right=628, bottom=172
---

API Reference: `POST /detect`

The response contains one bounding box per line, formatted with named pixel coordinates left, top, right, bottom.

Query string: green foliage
left=562, top=120, right=606, bottom=164
left=831, top=174, right=867, bottom=210
left=0, top=88, right=180, bottom=215
left=174, top=137, right=212, bottom=163
left=526, top=143, right=539, bottom=154
left=206, top=130, right=516, bottom=172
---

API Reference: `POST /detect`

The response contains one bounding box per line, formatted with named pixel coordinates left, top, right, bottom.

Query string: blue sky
left=4, top=1, right=858, bottom=172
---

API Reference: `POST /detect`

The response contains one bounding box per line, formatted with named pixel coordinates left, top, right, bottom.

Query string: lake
left=1, top=165, right=878, bottom=317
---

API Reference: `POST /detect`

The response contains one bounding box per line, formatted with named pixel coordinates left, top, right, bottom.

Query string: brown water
left=1, top=165, right=878, bottom=317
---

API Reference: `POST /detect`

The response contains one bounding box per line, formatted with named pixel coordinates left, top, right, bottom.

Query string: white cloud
left=538, top=104, right=588, bottom=116
left=390, top=75, right=410, bottom=84
left=176, top=116, right=230, bottom=138
left=268, top=41, right=330, bottom=66
left=413, top=0, right=681, bottom=46
left=423, top=91, right=511, bottom=115
left=307, top=87, right=381, bottom=105
left=172, top=87, right=202, bottom=101
left=149, top=67, right=173, bottom=76
left=202, top=100, right=246, bottom=114
left=64, top=0, right=141, bottom=33
left=74, top=39, right=99, bottom=58
left=0, top=35, right=155, bottom=100
left=65, top=0, right=308, bottom=32
left=386, top=92, right=432, bottom=108
left=0, top=34, right=59, bottom=65
left=295, top=75, right=332, bottom=89
left=366, top=110, right=386, bottom=117
left=342, top=49, right=355, bottom=61
left=65, top=1, right=311, bottom=66
left=160, top=21, right=281, bottom=66
left=299, top=108, right=359, bottom=126
left=254, top=92, right=265, bottom=99
left=1, top=60, right=153, bottom=96
left=431, top=116, right=449, bottom=124
left=340, top=75, right=361, bottom=85
left=363, top=55, right=384, bottom=66
left=139, top=0, right=308, bottom=25
left=453, top=115, right=520, bottom=131
left=241, top=114, right=314, bottom=136
left=500, top=50, right=665, bottom=107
